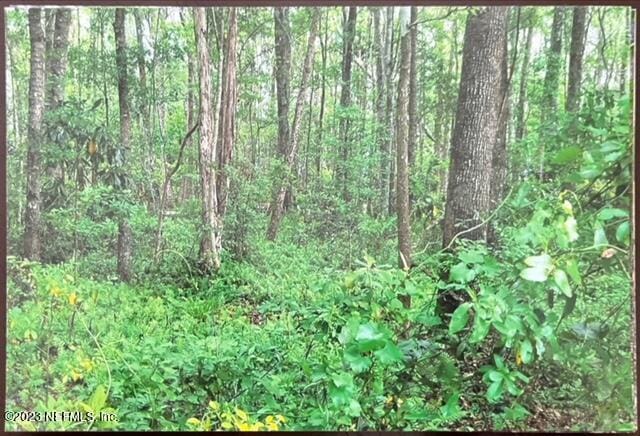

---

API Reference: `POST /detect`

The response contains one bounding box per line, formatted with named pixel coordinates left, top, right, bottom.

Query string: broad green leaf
left=563, top=216, right=579, bottom=242
left=469, top=316, right=490, bottom=343
left=551, top=146, right=582, bottom=165
left=486, top=380, right=503, bottom=403
left=553, top=269, right=572, bottom=298
left=598, top=208, right=628, bottom=221
left=344, top=346, right=371, bottom=373
left=449, top=262, right=476, bottom=283
left=449, top=302, right=471, bottom=335
left=616, top=221, right=630, bottom=245
left=374, top=341, right=405, bottom=365
left=355, top=323, right=386, bottom=352
left=565, top=258, right=582, bottom=286
left=593, top=226, right=608, bottom=246
left=520, top=267, right=548, bottom=282
left=488, top=370, right=503, bottom=382
left=524, top=254, right=552, bottom=269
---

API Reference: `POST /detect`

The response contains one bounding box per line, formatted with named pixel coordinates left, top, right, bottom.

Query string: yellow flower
left=250, top=422, right=264, bottom=431
left=265, top=419, right=279, bottom=431
left=208, top=401, right=220, bottom=412
left=274, top=414, right=286, bottom=423
left=237, top=422, right=251, bottom=431
left=186, top=417, right=201, bottom=427
left=235, top=408, right=248, bottom=422
left=516, top=350, right=523, bottom=366
left=71, top=369, right=83, bottom=382
left=80, top=358, right=94, bottom=372
left=50, top=286, right=62, bottom=297
left=396, top=398, right=404, bottom=406
left=68, top=292, right=78, bottom=306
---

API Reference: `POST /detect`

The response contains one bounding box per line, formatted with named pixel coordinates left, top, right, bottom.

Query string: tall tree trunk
left=384, top=7, right=395, bottom=215
left=24, top=8, right=46, bottom=260
left=373, top=7, right=388, bottom=216
left=114, top=8, right=133, bottom=282
left=440, top=6, right=508, bottom=313
left=407, top=6, right=418, bottom=169
left=539, top=7, right=565, bottom=180
left=566, top=7, right=588, bottom=113
left=515, top=19, right=533, bottom=141
left=267, top=8, right=320, bottom=241
left=46, top=9, right=71, bottom=110
left=488, top=12, right=511, bottom=245
left=216, top=7, right=237, bottom=218
left=396, top=7, right=412, bottom=307
left=337, top=7, right=358, bottom=201
left=194, top=7, right=222, bottom=272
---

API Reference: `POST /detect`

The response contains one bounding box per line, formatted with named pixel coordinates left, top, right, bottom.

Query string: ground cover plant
left=5, top=4, right=636, bottom=431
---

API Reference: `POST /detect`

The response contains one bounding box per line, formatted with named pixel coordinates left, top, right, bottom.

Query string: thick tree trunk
left=24, top=8, right=46, bottom=260
left=267, top=8, right=320, bottom=241
left=337, top=7, right=358, bottom=201
left=46, top=9, right=72, bottom=110
left=194, top=7, right=222, bottom=272
left=441, top=6, right=508, bottom=314
left=566, top=7, right=588, bottom=113
left=442, top=7, right=508, bottom=248
left=396, top=7, right=413, bottom=306
left=273, top=8, right=291, bottom=159
left=373, top=7, right=388, bottom=217
left=114, top=8, right=133, bottom=282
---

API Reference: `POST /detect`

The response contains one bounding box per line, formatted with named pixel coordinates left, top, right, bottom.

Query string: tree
left=442, top=7, right=509, bottom=250
left=24, top=7, right=46, bottom=260
left=337, top=7, right=358, bottom=201
left=440, top=7, right=508, bottom=313
left=396, top=7, right=412, bottom=307
left=515, top=14, right=533, bottom=141
left=194, top=7, right=222, bottom=271
left=566, top=7, right=588, bottom=113
left=114, top=8, right=133, bottom=282
left=539, top=7, right=565, bottom=179
left=407, top=6, right=418, bottom=168
left=267, top=8, right=320, bottom=241
left=45, top=8, right=72, bottom=110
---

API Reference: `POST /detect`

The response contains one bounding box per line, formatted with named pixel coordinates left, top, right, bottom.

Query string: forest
left=5, top=4, right=636, bottom=431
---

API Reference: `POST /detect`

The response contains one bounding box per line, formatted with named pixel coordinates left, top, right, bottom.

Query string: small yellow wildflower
left=50, top=286, right=62, bottom=298
left=235, top=408, right=248, bottom=422
left=237, top=422, right=251, bottom=431
left=80, top=358, right=94, bottom=372
left=516, top=350, right=523, bottom=366
left=71, top=369, right=83, bottom=382
left=274, top=415, right=286, bottom=423
left=68, top=292, right=78, bottom=306
left=186, top=417, right=201, bottom=427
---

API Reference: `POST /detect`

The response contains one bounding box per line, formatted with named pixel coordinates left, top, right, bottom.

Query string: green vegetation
left=6, top=5, right=635, bottom=431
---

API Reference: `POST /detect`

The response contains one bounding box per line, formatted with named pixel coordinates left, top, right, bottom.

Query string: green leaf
left=89, top=384, right=107, bottom=413
left=551, top=146, right=581, bottom=165
left=593, top=226, right=608, bottom=247
left=344, top=346, right=371, bottom=373
left=449, top=302, right=471, bottom=335
left=553, top=269, right=572, bottom=298
left=486, top=380, right=503, bottom=403
left=524, top=254, right=552, bottom=269
left=374, top=341, right=405, bottom=365
left=469, top=316, right=490, bottom=343
left=519, top=339, right=533, bottom=364
left=563, top=216, right=579, bottom=242
left=565, top=259, right=582, bottom=286
left=616, top=221, right=630, bottom=245
left=355, top=323, right=386, bottom=352
left=598, top=208, right=628, bottom=221
left=449, top=262, right=476, bottom=283
left=520, top=267, right=548, bottom=282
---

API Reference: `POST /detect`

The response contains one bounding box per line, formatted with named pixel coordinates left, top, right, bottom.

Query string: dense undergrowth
left=7, top=204, right=635, bottom=430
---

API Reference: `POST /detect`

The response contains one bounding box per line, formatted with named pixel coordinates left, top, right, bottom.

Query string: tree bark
left=267, top=8, right=320, bottom=241
left=24, top=8, right=46, bottom=260
left=396, top=7, right=413, bottom=306
left=337, top=7, right=358, bottom=201
left=442, top=7, right=508, bottom=249
left=216, top=7, right=237, bottom=218
left=194, top=7, right=222, bottom=272
left=566, top=7, right=588, bottom=113
left=407, top=6, right=418, bottom=169
left=46, top=8, right=72, bottom=110
left=114, top=8, right=133, bottom=282
left=539, top=7, right=565, bottom=180
left=515, top=19, right=533, bottom=142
